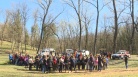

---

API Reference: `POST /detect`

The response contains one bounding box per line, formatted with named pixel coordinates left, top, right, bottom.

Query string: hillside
left=0, top=41, right=36, bottom=55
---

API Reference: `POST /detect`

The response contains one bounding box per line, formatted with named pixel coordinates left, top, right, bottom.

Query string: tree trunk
left=24, top=28, right=27, bottom=52
left=78, top=0, right=82, bottom=50
left=112, top=0, right=118, bottom=53
left=11, top=40, right=15, bottom=53
left=85, top=27, right=88, bottom=50
left=37, top=0, right=52, bottom=54
left=37, top=25, right=44, bottom=54
left=130, top=0, right=135, bottom=54
left=94, top=0, right=99, bottom=55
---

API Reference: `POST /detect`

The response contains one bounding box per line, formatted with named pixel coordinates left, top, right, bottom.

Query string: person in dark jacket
left=124, top=54, right=128, bottom=69
left=77, top=54, right=85, bottom=70
left=42, top=55, right=47, bottom=73
left=88, top=54, right=94, bottom=72
left=47, top=56, right=53, bottom=73
left=64, top=55, right=69, bottom=72
left=69, top=56, right=76, bottom=72
left=81, top=57, right=85, bottom=70
left=98, top=55, right=102, bottom=72
left=35, top=55, right=39, bottom=71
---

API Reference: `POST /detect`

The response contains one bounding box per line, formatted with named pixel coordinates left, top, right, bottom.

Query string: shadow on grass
left=109, top=60, right=124, bottom=65
left=14, top=67, right=90, bottom=75
left=129, top=60, right=138, bottom=61
left=123, top=69, right=136, bottom=71
left=0, top=62, right=10, bottom=65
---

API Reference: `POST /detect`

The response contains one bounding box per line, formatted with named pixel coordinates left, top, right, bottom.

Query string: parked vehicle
left=65, top=49, right=90, bottom=56
left=66, top=49, right=74, bottom=54
left=77, top=50, right=90, bottom=56
left=111, top=50, right=130, bottom=60
left=39, top=48, right=55, bottom=56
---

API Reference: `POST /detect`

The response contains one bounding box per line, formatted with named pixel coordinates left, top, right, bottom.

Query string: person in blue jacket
left=9, top=53, right=13, bottom=64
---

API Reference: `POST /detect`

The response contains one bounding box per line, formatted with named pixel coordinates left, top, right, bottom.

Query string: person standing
left=88, top=54, right=94, bottom=72
left=70, top=56, right=76, bottom=72
left=47, top=56, right=53, bottom=73
left=124, top=54, right=128, bottom=69
left=98, top=55, right=102, bottom=72
left=64, top=55, right=69, bottom=73
left=85, top=56, right=89, bottom=70
left=52, top=56, right=57, bottom=71
left=59, top=57, right=64, bottom=73
left=93, top=56, right=98, bottom=70
left=35, top=54, right=39, bottom=71
left=105, top=56, right=109, bottom=69
left=42, top=55, right=47, bottom=73
left=9, top=53, right=13, bottom=64
left=28, top=56, right=34, bottom=70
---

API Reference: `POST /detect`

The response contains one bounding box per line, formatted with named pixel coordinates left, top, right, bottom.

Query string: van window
left=42, top=51, right=45, bottom=53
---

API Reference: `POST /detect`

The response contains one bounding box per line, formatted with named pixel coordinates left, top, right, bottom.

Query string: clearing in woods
left=0, top=41, right=138, bottom=77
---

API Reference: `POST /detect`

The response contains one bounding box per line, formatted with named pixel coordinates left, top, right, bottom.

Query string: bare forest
left=0, top=0, right=138, bottom=54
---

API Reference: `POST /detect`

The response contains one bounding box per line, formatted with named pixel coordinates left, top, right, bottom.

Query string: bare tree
left=64, top=0, right=83, bottom=50
left=106, top=0, right=128, bottom=53
left=112, top=0, right=118, bottom=53
left=37, top=0, right=62, bottom=53
left=37, top=0, right=52, bottom=53
left=84, top=0, right=110, bottom=54
left=20, top=3, right=29, bottom=53
left=82, top=10, right=91, bottom=50
left=10, top=9, right=23, bottom=52
left=135, top=18, right=138, bottom=32
left=31, top=9, right=39, bottom=50
left=129, top=0, right=135, bottom=54
left=1, top=11, right=10, bottom=46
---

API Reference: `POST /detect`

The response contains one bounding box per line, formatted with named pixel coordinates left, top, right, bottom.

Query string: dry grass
left=1, top=41, right=138, bottom=77
left=0, top=65, right=138, bottom=77
left=0, top=53, right=138, bottom=77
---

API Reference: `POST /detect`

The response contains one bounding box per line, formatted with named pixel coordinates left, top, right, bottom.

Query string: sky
left=0, top=0, right=66, bottom=34
left=0, top=0, right=138, bottom=34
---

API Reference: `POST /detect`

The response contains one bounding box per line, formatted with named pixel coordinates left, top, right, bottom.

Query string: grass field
left=0, top=41, right=138, bottom=77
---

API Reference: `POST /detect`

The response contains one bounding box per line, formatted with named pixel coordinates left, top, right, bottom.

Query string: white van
left=66, top=49, right=74, bottom=54
left=77, top=50, right=90, bottom=56
left=40, top=48, right=55, bottom=56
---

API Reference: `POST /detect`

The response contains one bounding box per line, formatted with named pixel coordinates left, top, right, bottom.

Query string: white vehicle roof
left=42, top=48, right=55, bottom=52
left=66, top=49, right=73, bottom=53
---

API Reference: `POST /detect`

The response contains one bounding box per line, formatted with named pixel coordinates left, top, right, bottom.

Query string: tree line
left=0, top=0, right=138, bottom=54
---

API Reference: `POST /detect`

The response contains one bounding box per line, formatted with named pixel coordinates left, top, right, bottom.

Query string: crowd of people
left=8, top=50, right=109, bottom=73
